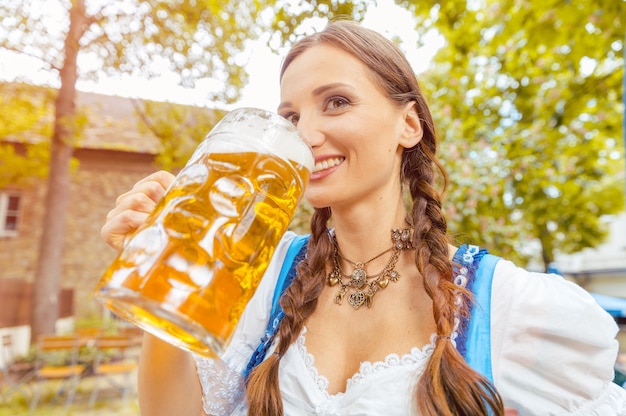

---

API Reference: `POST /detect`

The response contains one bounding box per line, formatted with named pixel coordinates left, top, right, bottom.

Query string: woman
left=101, top=20, right=626, bottom=415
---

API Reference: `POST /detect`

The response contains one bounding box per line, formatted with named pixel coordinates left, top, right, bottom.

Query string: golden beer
left=95, top=108, right=313, bottom=356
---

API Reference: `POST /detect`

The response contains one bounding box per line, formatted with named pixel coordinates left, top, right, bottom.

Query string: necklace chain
left=338, top=246, right=393, bottom=269
left=327, top=228, right=413, bottom=310
left=336, top=246, right=393, bottom=288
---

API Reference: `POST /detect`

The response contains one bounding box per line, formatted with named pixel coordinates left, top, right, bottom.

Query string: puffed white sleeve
left=191, top=231, right=298, bottom=416
left=490, top=259, right=626, bottom=415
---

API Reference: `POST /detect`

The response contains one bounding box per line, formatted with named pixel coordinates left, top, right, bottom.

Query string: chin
left=303, top=192, right=331, bottom=210
left=304, top=199, right=328, bottom=210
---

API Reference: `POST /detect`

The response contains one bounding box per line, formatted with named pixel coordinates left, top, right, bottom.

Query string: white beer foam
left=206, top=108, right=314, bottom=171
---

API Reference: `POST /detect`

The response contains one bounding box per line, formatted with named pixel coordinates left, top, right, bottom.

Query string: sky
left=0, top=0, right=443, bottom=111
left=229, top=0, right=443, bottom=111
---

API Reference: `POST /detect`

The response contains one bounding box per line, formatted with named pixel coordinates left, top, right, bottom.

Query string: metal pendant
left=335, top=287, right=347, bottom=305
left=350, top=267, right=367, bottom=288
left=392, top=228, right=413, bottom=250
left=348, top=291, right=365, bottom=309
left=328, top=269, right=340, bottom=286
left=364, top=292, right=374, bottom=308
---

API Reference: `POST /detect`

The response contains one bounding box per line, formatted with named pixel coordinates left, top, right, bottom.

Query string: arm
left=101, top=171, right=205, bottom=416
left=138, top=334, right=204, bottom=416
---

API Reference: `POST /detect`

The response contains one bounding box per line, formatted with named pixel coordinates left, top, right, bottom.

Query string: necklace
left=337, top=246, right=392, bottom=289
left=327, top=228, right=413, bottom=310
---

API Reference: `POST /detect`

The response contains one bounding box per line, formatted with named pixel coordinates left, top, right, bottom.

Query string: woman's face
left=278, top=43, right=421, bottom=211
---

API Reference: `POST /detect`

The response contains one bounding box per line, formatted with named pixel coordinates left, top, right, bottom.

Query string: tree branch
left=0, top=45, right=61, bottom=72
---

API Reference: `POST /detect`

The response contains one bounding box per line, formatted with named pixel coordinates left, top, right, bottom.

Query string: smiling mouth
left=314, top=157, right=344, bottom=173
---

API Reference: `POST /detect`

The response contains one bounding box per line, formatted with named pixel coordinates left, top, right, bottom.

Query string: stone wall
left=0, top=148, right=158, bottom=320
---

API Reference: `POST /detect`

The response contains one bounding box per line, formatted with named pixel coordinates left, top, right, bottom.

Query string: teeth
left=314, top=157, right=343, bottom=173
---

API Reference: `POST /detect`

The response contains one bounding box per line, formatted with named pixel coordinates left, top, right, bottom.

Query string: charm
left=350, top=266, right=367, bottom=288
left=392, top=228, right=413, bottom=250
left=364, top=292, right=374, bottom=308
left=328, top=269, right=339, bottom=286
left=335, top=292, right=345, bottom=305
left=334, top=286, right=347, bottom=305
left=348, top=291, right=365, bottom=309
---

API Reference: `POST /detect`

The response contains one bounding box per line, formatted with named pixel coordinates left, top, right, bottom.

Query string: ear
left=398, top=101, right=423, bottom=149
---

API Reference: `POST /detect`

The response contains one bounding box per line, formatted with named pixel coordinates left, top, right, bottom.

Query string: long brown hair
left=246, top=19, right=504, bottom=415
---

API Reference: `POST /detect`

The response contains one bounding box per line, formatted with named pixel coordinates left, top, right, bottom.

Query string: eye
left=325, top=96, right=350, bottom=111
left=281, top=112, right=299, bottom=126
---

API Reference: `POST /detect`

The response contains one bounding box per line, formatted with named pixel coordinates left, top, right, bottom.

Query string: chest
left=303, top=274, right=436, bottom=395
left=278, top=335, right=428, bottom=415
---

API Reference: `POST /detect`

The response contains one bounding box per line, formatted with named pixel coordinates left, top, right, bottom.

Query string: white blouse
left=193, top=232, right=626, bottom=415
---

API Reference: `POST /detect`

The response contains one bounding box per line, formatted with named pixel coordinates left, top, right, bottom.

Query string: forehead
left=279, top=44, right=376, bottom=100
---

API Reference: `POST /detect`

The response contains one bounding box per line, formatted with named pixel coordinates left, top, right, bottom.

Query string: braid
left=406, top=141, right=503, bottom=415
left=246, top=207, right=332, bottom=416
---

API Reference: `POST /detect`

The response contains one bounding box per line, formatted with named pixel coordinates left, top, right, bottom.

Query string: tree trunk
left=538, top=223, right=555, bottom=273
left=30, top=0, right=89, bottom=341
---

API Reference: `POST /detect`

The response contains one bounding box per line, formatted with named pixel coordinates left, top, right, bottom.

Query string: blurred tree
left=131, top=99, right=227, bottom=171
left=398, top=0, right=625, bottom=269
left=0, top=83, right=53, bottom=188
left=267, top=0, right=370, bottom=46
left=0, top=0, right=270, bottom=340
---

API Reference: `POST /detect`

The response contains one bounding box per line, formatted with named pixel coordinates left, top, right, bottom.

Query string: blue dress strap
left=268, top=234, right=310, bottom=320
left=463, top=252, right=500, bottom=383
left=243, top=234, right=310, bottom=379
left=451, top=244, right=500, bottom=383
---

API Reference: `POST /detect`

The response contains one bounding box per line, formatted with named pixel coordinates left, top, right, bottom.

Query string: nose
left=296, top=114, right=325, bottom=149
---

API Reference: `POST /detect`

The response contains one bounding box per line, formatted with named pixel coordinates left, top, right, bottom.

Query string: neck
left=330, top=205, right=409, bottom=261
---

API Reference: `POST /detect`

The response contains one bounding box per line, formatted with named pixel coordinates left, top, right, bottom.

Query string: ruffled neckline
left=295, top=327, right=435, bottom=398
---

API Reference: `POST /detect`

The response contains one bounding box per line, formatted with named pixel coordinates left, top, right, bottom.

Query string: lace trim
left=449, top=244, right=479, bottom=347
left=193, top=354, right=246, bottom=416
left=295, top=328, right=435, bottom=398
left=349, top=336, right=435, bottom=388
left=295, top=330, right=333, bottom=396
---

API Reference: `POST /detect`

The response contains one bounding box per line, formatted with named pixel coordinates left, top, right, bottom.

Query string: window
left=0, top=192, right=21, bottom=237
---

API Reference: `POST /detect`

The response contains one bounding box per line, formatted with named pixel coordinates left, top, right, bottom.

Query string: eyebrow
left=278, top=82, right=353, bottom=111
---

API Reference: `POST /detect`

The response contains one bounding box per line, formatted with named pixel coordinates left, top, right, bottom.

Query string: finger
left=110, top=190, right=161, bottom=220
left=131, top=170, right=175, bottom=200
left=101, top=171, right=174, bottom=250
left=100, top=210, right=151, bottom=250
left=110, top=171, right=175, bottom=218
left=113, top=175, right=169, bottom=208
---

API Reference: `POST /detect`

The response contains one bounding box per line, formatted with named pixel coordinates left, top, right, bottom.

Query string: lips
left=313, top=157, right=344, bottom=173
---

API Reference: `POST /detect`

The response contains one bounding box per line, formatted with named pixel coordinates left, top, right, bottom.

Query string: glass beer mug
left=95, top=108, right=314, bottom=357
